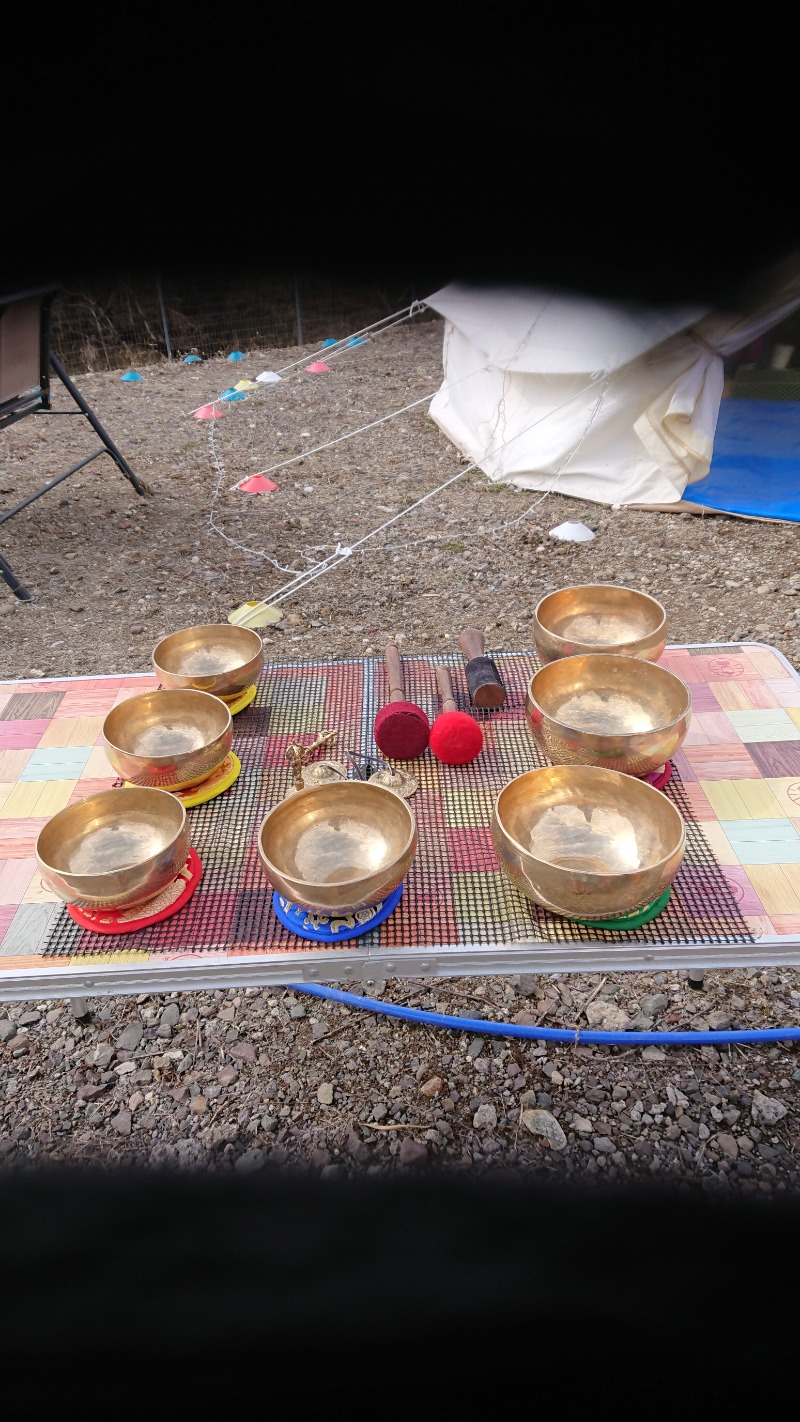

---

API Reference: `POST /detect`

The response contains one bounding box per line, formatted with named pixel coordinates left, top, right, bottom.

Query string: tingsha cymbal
left=368, top=767, right=418, bottom=798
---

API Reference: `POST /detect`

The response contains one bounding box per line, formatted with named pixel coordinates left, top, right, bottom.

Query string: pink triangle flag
left=193, top=404, right=224, bottom=420
left=305, top=361, right=331, bottom=374
left=238, top=475, right=278, bottom=494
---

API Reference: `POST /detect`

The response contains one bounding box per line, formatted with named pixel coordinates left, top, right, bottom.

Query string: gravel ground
left=1, top=317, right=800, bottom=1192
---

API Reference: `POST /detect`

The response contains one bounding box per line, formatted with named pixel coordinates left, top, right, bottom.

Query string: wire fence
left=49, top=271, right=435, bottom=374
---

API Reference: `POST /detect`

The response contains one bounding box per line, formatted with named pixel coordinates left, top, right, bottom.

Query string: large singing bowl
left=524, top=653, right=692, bottom=777
left=258, top=780, right=418, bottom=914
left=491, top=764, right=685, bottom=920
left=153, top=623, right=263, bottom=701
left=35, top=787, right=190, bottom=910
left=102, top=688, right=233, bottom=790
left=533, top=584, right=667, bottom=664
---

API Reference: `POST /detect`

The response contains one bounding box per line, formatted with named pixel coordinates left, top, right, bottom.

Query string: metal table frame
left=1, top=642, right=799, bottom=1003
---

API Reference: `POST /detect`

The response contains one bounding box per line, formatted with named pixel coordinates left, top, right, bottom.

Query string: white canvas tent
left=424, top=257, right=800, bottom=510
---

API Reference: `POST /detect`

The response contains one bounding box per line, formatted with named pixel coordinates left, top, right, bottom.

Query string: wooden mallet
left=429, top=665, right=484, bottom=765
left=373, top=643, right=431, bottom=760
left=459, top=627, right=507, bottom=708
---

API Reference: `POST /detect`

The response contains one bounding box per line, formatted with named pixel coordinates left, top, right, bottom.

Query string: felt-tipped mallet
left=459, top=627, right=507, bottom=709
left=429, top=665, right=484, bottom=765
left=373, top=643, right=431, bottom=760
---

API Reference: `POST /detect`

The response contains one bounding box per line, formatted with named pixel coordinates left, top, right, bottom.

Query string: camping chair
left=0, top=285, right=148, bottom=600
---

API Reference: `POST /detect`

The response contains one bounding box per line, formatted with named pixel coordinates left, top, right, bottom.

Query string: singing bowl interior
left=153, top=623, right=263, bottom=697
left=525, top=653, right=691, bottom=774
left=35, top=787, right=190, bottom=908
left=492, top=764, right=685, bottom=918
left=102, top=689, right=233, bottom=788
left=533, top=584, right=666, bottom=661
left=258, top=780, right=417, bottom=912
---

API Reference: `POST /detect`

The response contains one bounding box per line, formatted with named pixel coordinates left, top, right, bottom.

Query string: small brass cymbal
left=368, top=767, right=418, bottom=798
left=282, top=760, right=350, bottom=797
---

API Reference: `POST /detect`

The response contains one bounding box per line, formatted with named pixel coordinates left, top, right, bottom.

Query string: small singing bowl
left=491, top=764, right=685, bottom=920
left=102, top=688, right=233, bottom=791
left=525, top=653, right=692, bottom=777
left=258, top=780, right=418, bottom=915
left=533, top=584, right=667, bottom=664
left=152, top=623, right=263, bottom=701
left=35, top=787, right=190, bottom=910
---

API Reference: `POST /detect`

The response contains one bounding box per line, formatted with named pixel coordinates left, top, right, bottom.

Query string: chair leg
left=50, top=353, right=149, bottom=496
left=0, top=548, right=33, bottom=600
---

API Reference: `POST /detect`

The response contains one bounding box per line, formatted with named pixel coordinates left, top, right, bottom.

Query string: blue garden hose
left=291, top=982, right=800, bottom=1046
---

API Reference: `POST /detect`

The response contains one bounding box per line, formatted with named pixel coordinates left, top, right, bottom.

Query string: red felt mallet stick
left=373, top=643, right=431, bottom=760
left=429, top=664, right=484, bottom=765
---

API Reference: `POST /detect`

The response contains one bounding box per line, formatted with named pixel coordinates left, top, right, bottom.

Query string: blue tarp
left=690, top=398, right=800, bottom=521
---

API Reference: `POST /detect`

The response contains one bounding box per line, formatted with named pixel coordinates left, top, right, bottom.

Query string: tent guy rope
left=187, top=302, right=426, bottom=418
left=212, top=369, right=609, bottom=623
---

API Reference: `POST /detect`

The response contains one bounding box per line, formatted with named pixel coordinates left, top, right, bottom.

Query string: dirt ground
left=3, top=318, right=800, bottom=677
left=1, top=317, right=800, bottom=1192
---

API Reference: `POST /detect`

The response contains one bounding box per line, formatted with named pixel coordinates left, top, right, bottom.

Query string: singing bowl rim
left=102, top=688, right=233, bottom=765
left=258, top=781, right=417, bottom=891
left=492, top=765, right=686, bottom=880
left=533, top=584, right=667, bottom=651
left=152, top=623, right=264, bottom=682
left=526, top=653, right=692, bottom=740
left=35, top=786, right=188, bottom=883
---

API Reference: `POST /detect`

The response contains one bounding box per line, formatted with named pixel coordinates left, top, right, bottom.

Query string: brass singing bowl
left=491, top=764, right=685, bottom=920
left=524, top=654, right=692, bottom=777
left=258, top=780, right=418, bottom=914
left=35, top=787, right=190, bottom=910
left=153, top=623, right=263, bottom=701
left=102, top=689, right=233, bottom=790
left=533, top=584, right=667, bottom=664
